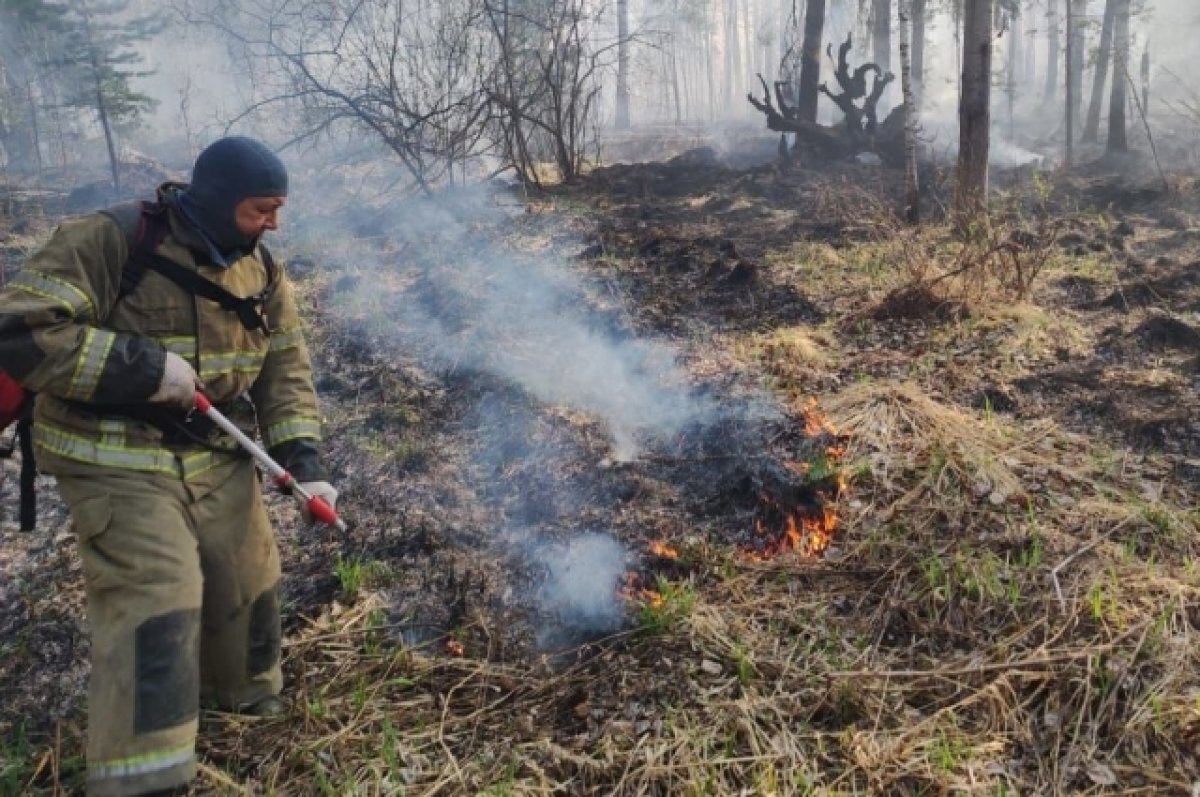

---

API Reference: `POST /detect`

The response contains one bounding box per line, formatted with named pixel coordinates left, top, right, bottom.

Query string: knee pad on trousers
left=135, top=609, right=201, bottom=733
left=247, top=585, right=281, bottom=676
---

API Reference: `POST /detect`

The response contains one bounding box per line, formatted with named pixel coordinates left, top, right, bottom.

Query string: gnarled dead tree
left=747, top=33, right=899, bottom=162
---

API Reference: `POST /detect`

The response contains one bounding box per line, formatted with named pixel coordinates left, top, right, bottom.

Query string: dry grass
left=21, top=379, right=1194, bottom=796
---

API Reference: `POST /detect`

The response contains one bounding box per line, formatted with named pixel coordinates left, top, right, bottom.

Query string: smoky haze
left=4, top=0, right=1197, bottom=184
left=309, top=187, right=719, bottom=461
left=287, top=179, right=763, bottom=639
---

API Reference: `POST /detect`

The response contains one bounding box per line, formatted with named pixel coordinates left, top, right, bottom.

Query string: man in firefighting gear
left=0, top=136, right=337, bottom=796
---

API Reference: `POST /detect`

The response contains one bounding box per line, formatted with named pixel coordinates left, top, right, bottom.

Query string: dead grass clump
left=870, top=284, right=969, bottom=323
left=804, top=177, right=901, bottom=244
left=736, top=326, right=830, bottom=389
left=824, top=381, right=1053, bottom=511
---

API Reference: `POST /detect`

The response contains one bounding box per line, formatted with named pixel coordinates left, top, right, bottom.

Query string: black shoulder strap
left=100, top=201, right=275, bottom=333
left=259, top=243, right=278, bottom=290
left=140, top=254, right=272, bottom=333
left=99, top=200, right=170, bottom=302
left=16, top=409, right=35, bottom=532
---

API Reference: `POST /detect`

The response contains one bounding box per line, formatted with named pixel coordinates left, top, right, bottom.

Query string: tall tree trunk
left=797, top=0, right=826, bottom=123
left=616, top=0, right=630, bottom=129
left=1044, top=0, right=1059, bottom=102
left=1106, top=0, right=1130, bottom=153
left=671, top=48, right=682, bottom=125
left=954, top=0, right=963, bottom=91
left=1007, top=8, right=1018, bottom=139
left=956, top=0, right=993, bottom=221
left=80, top=5, right=119, bottom=194
left=872, top=0, right=892, bottom=72
left=1008, top=5, right=1020, bottom=86
left=912, top=0, right=926, bottom=105
left=1068, top=0, right=1086, bottom=135
left=899, top=0, right=919, bottom=223
left=724, top=0, right=741, bottom=108
left=1024, top=8, right=1036, bottom=85
left=1065, top=0, right=1077, bottom=165
left=739, top=0, right=750, bottom=89
left=700, top=27, right=710, bottom=118
left=1083, top=0, right=1115, bottom=142
left=1140, top=43, right=1150, bottom=120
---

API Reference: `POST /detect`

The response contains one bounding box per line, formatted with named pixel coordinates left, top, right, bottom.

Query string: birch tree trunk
left=912, top=0, right=926, bottom=105
left=1065, top=0, right=1075, bottom=165
left=616, top=0, right=630, bottom=129
left=899, top=0, right=919, bottom=223
left=956, top=0, right=993, bottom=221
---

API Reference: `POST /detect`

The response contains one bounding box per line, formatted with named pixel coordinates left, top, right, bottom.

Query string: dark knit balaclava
left=176, top=136, right=288, bottom=262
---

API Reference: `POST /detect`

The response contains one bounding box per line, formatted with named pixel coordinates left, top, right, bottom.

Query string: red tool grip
left=307, top=496, right=341, bottom=527
left=194, top=392, right=212, bottom=413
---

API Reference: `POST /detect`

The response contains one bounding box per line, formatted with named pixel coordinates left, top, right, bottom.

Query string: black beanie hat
left=180, top=136, right=288, bottom=252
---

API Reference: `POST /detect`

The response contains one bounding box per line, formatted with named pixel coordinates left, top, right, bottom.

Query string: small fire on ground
left=746, top=399, right=848, bottom=560
left=619, top=571, right=666, bottom=609
left=619, top=399, right=850, bottom=609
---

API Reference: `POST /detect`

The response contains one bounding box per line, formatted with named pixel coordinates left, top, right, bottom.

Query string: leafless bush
left=484, top=0, right=612, bottom=186
left=951, top=217, right=1060, bottom=301
left=184, top=0, right=498, bottom=194
left=181, top=0, right=616, bottom=193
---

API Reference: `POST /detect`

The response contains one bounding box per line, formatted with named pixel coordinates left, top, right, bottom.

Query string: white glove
left=298, top=481, right=338, bottom=522
left=148, top=352, right=199, bottom=410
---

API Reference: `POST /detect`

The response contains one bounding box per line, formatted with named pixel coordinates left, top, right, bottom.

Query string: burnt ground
left=1, top=146, right=1199, bottom=796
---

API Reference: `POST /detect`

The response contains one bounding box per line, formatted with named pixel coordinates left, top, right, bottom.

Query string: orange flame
left=617, top=571, right=664, bottom=608
left=746, top=399, right=847, bottom=561
left=649, top=540, right=679, bottom=559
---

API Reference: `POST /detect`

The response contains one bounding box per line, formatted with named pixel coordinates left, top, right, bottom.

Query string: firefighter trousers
left=56, top=456, right=282, bottom=797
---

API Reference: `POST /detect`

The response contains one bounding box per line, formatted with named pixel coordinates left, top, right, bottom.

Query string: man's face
left=234, top=196, right=286, bottom=238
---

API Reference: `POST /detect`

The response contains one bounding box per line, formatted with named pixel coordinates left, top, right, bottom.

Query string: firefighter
left=0, top=136, right=337, bottom=796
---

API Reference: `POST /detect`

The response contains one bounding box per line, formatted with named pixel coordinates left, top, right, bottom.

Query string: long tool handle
left=194, top=393, right=347, bottom=532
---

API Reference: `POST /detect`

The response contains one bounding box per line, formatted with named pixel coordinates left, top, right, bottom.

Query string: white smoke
left=289, top=177, right=726, bottom=641
left=534, top=533, right=631, bottom=640
left=311, top=185, right=716, bottom=461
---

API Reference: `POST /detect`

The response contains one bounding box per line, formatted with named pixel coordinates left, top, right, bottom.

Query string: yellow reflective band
left=199, top=349, right=267, bottom=380
left=157, top=335, right=196, bottom=357
left=98, top=418, right=125, bottom=447
left=67, top=327, right=116, bottom=402
left=263, top=418, right=322, bottom=448
left=268, top=327, right=305, bottom=353
left=11, top=270, right=95, bottom=319
left=33, top=422, right=227, bottom=479
left=89, top=743, right=194, bottom=782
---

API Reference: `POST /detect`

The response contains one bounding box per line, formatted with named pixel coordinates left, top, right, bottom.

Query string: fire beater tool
left=194, top=392, right=347, bottom=532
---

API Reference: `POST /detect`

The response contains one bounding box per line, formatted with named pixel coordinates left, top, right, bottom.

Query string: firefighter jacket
left=0, top=183, right=326, bottom=483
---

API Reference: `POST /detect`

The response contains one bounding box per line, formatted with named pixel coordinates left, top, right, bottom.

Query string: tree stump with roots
left=747, top=33, right=902, bottom=165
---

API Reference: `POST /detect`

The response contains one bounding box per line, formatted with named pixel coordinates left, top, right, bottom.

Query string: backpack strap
left=139, top=253, right=273, bottom=333
left=258, top=243, right=278, bottom=293
left=99, top=200, right=171, bottom=303
left=16, top=408, right=35, bottom=532
left=100, top=200, right=276, bottom=333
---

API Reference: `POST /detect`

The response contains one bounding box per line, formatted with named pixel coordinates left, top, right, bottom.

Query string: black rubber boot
left=244, top=694, right=289, bottom=717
